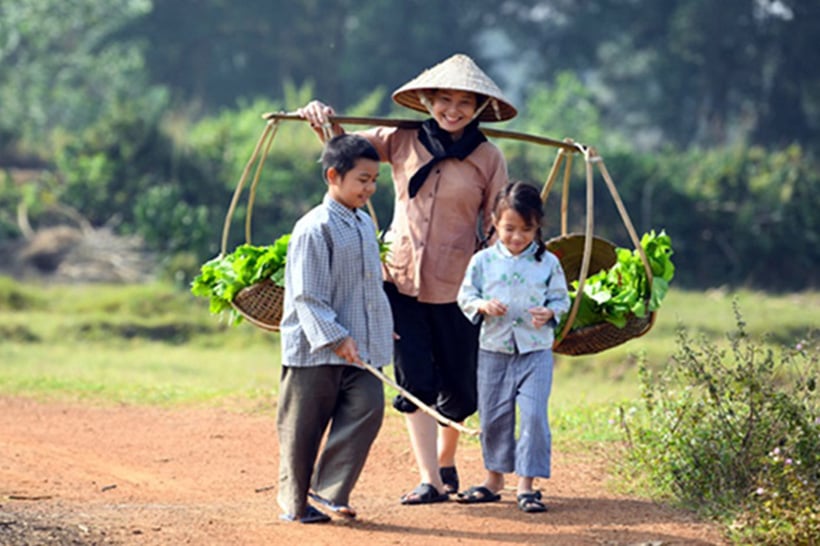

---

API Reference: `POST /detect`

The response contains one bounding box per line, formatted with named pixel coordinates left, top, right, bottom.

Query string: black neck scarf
left=407, top=118, right=486, bottom=198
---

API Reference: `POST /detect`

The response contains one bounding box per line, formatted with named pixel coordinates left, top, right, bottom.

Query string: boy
left=277, top=134, right=393, bottom=523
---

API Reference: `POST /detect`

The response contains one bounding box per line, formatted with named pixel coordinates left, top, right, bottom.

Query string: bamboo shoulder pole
left=261, top=112, right=586, bottom=153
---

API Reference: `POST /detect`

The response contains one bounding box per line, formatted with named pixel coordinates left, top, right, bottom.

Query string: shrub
left=621, top=300, right=818, bottom=544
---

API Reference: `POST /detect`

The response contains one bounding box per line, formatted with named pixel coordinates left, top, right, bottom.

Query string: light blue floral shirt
left=458, top=241, right=570, bottom=354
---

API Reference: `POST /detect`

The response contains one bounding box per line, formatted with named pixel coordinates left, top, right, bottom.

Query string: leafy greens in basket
left=557, top=230, right=675, bottom=334
left=191, top=233, right=391, bottom=325
left=190, top=234, right=290, bottom=324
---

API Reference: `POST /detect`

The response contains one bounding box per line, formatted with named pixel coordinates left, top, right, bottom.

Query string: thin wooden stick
left=357, top=360, right=480, bottom=437
left=556, top=148, right=596, bottom=343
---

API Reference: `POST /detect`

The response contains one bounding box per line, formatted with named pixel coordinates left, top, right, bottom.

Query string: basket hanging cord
left=245, top=120, right=281, bottom=245
left=220, top=119, right=280, bottom=256
left=554, top=146, right=597, bottom=343
left=539, top=140, right=578, bottom=237
left=366, top=200, right=380, bottom=232
left=560, top=150, right=574, bottom=235
left=545, top=147, right=656, bottom=343
left=539, top=148, right=568, bottom=206
left=596, top=156, right=654, bottom=300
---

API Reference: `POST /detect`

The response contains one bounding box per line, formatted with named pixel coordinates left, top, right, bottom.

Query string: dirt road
left=0, top=396, right=727, bottom=545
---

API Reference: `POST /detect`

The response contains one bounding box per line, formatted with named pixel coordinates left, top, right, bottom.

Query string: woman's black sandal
left=439, top=466, right=459, bottom=495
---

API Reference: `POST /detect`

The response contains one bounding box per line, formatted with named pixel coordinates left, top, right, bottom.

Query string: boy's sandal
left=400, top=483, right=449, bottom=505
left=439, top=466, right=459, bottom=495
left=456, top=485, right=501, bottom=504
left=279, top=504, right=332, bottom=524
left=308, top=491, right=357, bottom=519
left=517, top=491, right=548, bottom=513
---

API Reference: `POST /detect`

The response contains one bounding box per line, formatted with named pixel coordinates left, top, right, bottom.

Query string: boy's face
left=431, top=89, right=477, bottom=139
left=327, top=158, right=379, bottom=210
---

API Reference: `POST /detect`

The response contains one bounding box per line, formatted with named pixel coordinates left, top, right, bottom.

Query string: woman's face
left=431, top=89, right=478, bottom=139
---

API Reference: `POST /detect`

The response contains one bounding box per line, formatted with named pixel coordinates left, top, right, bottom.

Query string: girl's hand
left=480, top=299, right=508, bottom=317
left=528, top=306, right=555, bottom=329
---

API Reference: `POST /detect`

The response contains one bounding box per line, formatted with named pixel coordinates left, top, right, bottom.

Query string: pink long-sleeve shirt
left=360, top=125, right=508, bottom=304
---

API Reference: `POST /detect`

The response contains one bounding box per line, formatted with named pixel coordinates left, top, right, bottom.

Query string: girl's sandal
left=517, top=491, right=548, bottom=513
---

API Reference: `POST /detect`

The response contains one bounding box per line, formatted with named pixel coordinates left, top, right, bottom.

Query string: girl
left=299, top=54, right=516, bottom=505
left=456, top=181, right=570, bottom=513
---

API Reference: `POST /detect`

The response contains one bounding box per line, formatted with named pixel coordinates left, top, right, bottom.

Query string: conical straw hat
left=392, top=53, right=517, bottom=122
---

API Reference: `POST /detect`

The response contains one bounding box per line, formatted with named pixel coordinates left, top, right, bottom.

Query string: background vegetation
left=1, top=0, right=818, bottom=290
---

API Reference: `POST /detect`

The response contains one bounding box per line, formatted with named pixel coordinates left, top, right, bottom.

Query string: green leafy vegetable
left=557, top=230, right=675, bottom=334
left=190, top=234, right=290, bottom=325
left=191, top=231, right=390, bottom=326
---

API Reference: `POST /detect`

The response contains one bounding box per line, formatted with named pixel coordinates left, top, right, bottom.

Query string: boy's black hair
left=321, top=134, right=379, bottom=180
left=492, top=181, right=548, bottom=261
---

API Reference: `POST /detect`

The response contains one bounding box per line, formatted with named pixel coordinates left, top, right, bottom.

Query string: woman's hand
left=297, top=100, right=342, bottom=141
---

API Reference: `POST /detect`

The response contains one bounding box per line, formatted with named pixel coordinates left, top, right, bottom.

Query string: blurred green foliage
left=1, top=0, right=818, bottom=290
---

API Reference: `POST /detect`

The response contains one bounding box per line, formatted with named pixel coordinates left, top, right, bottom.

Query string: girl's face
left=327, top=158, right=379, bottom=210
left=493, top=208, right=538, bottom=256
left=431, top=89, right=478, bottom=139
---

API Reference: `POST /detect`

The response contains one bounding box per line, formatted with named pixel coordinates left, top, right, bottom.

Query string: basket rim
left=553, top=311, right=656, bottom=355
left=231, top=278, right=284, bottom=331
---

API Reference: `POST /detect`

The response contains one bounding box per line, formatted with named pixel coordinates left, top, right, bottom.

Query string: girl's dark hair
left=321, top=134, right=379, bottom=179
left=492, top=181, right=547, bottom=261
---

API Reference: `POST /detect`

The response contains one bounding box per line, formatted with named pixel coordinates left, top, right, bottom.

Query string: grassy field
left=1, top=277, right=817, bottom=444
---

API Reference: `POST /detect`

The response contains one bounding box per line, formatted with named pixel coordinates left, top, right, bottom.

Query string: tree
left=123, top=0, right=504, bottom=114
left=494, top=0, right=820, bottom=150
left=0, top=0, right=163, bottom=156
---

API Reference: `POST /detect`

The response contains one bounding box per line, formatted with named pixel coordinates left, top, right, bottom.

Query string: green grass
left=0, top=279, right=281, bottom=406
left=1, top=278, right=817, bottom=429
left=547, top=288, right=819, bottom=447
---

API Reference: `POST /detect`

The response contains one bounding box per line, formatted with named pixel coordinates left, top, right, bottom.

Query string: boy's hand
left=333, top=336, right=362, bottom=366
left=480, top=298, right=508, bottom=317
left=528, top=306, right=555, bottom=329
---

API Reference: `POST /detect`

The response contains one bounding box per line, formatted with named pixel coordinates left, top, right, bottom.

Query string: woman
left=298, top=53, right=517, bottom=505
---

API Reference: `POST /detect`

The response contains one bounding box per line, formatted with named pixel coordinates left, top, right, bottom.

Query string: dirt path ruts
left=0, top=396, right=728, bottom=545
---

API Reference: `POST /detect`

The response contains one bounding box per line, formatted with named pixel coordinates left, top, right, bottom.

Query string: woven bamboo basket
left=545, top=233, right=655, bottom=355
left=535, top=144, right=657, bottom=355
left=232, top=278, right=285, bottom=332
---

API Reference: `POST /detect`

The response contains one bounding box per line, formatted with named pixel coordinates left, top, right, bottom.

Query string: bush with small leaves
left=621, top=300, right=818, bottom=544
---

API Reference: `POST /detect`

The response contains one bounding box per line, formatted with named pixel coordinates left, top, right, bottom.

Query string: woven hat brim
left=391, top=54, right=517, bottom=122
